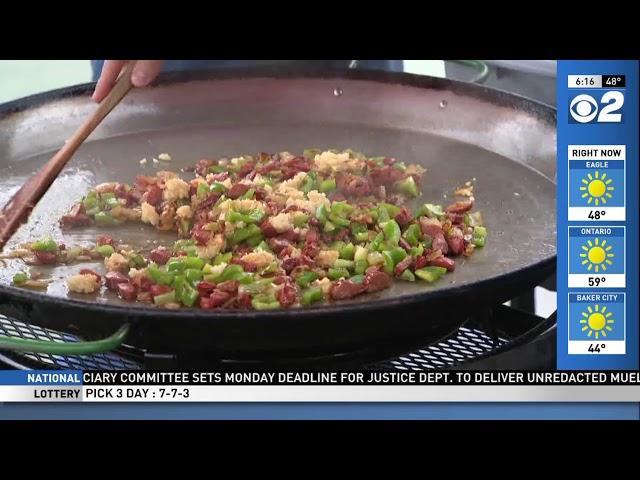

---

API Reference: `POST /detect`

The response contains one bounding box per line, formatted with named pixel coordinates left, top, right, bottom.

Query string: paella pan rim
left=0, top=255, right=555, bottom=321
left=0, top=66, right=557, bottom=120
left=0, top=67, right=557, bottom=323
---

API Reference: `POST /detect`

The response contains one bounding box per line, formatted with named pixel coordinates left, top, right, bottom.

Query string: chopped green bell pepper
left=184, top=268, right=204, bottom=283
left=381, top=220, right=401, bottom=247
left=351, top=223, right=369, bottom=242
left=404, top=224, right=422, bottom=246
left=354, top=245, right=368, bottom=262
left=331, top=201, right=354, bottom=217
left=323, top=221, right=337, bottom=233
left=293, top=212, right=309, bottom=228
left=210, top=182, right=227, bottom=193
left=319, top=178, right=337, bottom=193
left=148, top=264, right=175, bottom=286
left=409, top=244, right=425, bottom=257
left=400, top=270, right=416, bottom=282
left=416, top=203, right=445, bottom=220
left=415, top=266, right=447, bottom=283
left=128, top=253, right=147, bottom=268
left=301, top=171, right=318, bottom=194
left=334, top=259, right=354, bottom=269
left=377, top=206, right=390, bottom=223
left=315, top=203, right=329, bottom=223
left=213, top=252, right=232, bottom=265
left=153, top=290, right=176, bottom=305
left=246, top=234, right=265, bottom=247
left=354, top=259, right=368, bottom=275
left=327, top=213, right=350, bottom=228
left=82, top=191, right=98, bottom=210
left=394, top=176, right=419, bottom=197
left=12, top=272, right=28, bottom=285
left=328, top=268, right=350, bottom=280
left=252, top=294, right=281, bottom=310
left=340, top=243, right=355, bottom=260
left=296, top=270, right=319, bottom=288
left=370, top=232, right=385, bottom=252
left=231, top=224, right=262, bottom=244
left=226, top=209, right=264, bottom=224
left=181, top=257, right=205, bottom=270
left=242, top=278, right=275, bottom=295
left=472, top=226, right=487, bottom=247
left=95, top=244, right=114, bottom=257
left=178, top=282, right=199, bottom=307
left=381, top=251, right=395, bottom=274
left=255, top=240, right=271, bottom=252
left=196, top=182, right=210, bottom=199
left=31, top=237, right=58, bottom=252
left=387, top=247, right=407, bottom=265
left=219, top=264, right=243, bottom=282
left=379, top=203, right=401, bottom=218
left=167, top=259, right=186, bottom=273
left=392, top=161, right=407, bottom=171
left=239, top=188, right=255, bottom=200
left=301, top=287, right=323, bottom=305
left=94, top=212, right=121, bottom=226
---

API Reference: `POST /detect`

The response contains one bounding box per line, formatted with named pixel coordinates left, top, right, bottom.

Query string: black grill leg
left=475, top=308, right=498, bottom=346
left=510, top=290, right=536, bottom=313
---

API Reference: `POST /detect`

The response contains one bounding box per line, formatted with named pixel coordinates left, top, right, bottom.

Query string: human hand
left=92, top=60, right=164, bottom=102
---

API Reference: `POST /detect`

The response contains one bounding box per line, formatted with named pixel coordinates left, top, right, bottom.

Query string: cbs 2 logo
left=569, top=91, right=624, bottom=123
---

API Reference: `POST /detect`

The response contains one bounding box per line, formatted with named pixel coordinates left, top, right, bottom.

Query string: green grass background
left=0, top=60, right=92, bottom=104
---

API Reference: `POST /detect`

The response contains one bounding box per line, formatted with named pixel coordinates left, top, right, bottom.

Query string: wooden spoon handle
left=0, top=61, right=137, bottom=250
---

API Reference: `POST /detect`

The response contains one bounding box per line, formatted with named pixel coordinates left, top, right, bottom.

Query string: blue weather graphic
left=569, top=163, right=624, bottom=208
left=569, top=295, right=625, bottom=342
left=569, top=228, right=625, bottom=275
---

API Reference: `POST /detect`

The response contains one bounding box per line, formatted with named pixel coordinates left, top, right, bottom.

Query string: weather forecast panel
left=557, top=60, right=639, bottom=370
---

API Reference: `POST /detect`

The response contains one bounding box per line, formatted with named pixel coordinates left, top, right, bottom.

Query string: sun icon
left=580, top=237, right=614, bottom=272
left=580, top=171, right=614, bottom=206
left=580, top=304, right=614, bottom=339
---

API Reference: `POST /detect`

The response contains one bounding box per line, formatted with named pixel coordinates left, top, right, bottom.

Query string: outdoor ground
left=0, top=60, right=449, bottom=104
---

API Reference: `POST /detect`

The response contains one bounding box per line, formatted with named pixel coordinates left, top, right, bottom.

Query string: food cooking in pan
left=7, top=149, right=487, bottom=310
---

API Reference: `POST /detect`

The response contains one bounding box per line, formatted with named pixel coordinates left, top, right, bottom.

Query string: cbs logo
left=569, top=91, right=624, bottom=124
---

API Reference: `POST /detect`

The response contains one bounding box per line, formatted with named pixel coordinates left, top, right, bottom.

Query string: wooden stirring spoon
left=0, top=61, right=137, bottom=250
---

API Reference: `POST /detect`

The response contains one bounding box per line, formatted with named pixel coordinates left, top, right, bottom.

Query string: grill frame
left=0, top=304, right=555, bottom=371
left=0, top=315, right=141, bottom=370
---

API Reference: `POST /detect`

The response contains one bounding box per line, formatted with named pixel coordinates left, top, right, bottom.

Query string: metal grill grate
left=373, top=326, right=509, bottom=371
left=0, top=315, right=141, bottom=370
